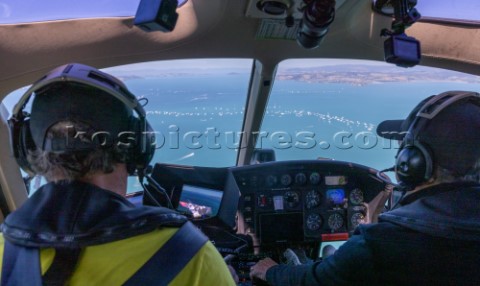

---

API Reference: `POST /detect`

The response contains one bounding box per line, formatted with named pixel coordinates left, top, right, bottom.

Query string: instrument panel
left=149, top=160, right=390, bottom=284
left=232, top=160, right=387, bottom=244
left=149, top=160, right=389, bottom=246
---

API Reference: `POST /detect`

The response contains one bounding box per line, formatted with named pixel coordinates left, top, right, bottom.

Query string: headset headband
left=416, top=90, right=479, bottom=120
left=9, top=63, right=155, bottom=176
left=396, top=90, right=480, bottom=188
left=405, top=90, right=480, bottom=139
left=12, top=63, right=145, bottom=120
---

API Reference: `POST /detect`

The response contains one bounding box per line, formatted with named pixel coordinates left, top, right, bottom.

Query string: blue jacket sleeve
left=266, top=229, right=376, bottom=286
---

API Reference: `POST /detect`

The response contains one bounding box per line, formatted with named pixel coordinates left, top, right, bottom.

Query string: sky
left=0, top=0, right=139, bottom=24
left=416, top=0, right=480, bottom=21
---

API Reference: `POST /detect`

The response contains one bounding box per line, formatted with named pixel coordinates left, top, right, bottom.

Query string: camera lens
left=297, top=27, right=325, bottom=49
left=296, top=0, right=335, bottom=49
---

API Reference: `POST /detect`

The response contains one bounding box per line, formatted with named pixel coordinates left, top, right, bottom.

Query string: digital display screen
left=326, top=189, right=345, bottom=205
left=325, top=176, right=348, bottom=186
left=178, top=185, right=223, bottom=218
left=394, top=36, right=420, bottom=60
left=259, top=213, right=304, bottom=243
left=319, top=241, right=346, bottom=258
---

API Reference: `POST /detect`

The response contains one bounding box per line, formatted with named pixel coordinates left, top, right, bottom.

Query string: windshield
left=372, top=0, right=480, bottom=24
left=0, top=0, right=139, bottom=24
left=258, top=59, right=480, bottom=181
left=2, top=59, right=252, bottom=194
left=0, top=0, right=189, bottom=25
left=4, top=58, right=480, bottom=192
left=104, top=59, right=252, bottom=169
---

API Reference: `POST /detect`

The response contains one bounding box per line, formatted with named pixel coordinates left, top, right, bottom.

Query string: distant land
left=276, top=64, right=480, bottom=86
left=113, top=64, right=480, bottom=86
left=116, top=73, right=209, bottom=81
left=116, top=75, right=143, bottom=81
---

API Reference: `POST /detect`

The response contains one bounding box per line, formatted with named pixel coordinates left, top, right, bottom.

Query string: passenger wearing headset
left=250, top=90, right=480, bottom=285
left=0, top=64, right=236, bottom=285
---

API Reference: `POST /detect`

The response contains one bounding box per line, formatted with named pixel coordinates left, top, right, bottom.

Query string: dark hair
left=27, top=121, right=129, bottom=182
left=434, top=159, right=480, bottom=184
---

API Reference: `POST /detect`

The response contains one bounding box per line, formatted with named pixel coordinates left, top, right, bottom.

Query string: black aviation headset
left=8, top=63, right=156, bottom=176
left=395, top=90, right=480, bottom=188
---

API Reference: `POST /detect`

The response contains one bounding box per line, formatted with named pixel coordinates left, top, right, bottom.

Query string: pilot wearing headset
left=250, top=90, right=480, bottom=285
left=0, top=63, right=236, bottom=285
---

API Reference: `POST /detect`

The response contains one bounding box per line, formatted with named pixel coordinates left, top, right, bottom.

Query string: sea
left=124, top=75, right=480, bottom=170
left=120, top=74, right=480, bottom=193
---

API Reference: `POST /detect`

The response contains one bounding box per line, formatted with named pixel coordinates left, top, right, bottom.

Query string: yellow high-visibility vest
left=0, top=227, right=236, bottom=285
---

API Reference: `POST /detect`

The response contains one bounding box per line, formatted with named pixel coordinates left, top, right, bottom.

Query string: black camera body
left=297, top=0, right=336, bottom=49
left=134, top=0, right=179, bottom=32
left=384, top=33, right=421, bottom=68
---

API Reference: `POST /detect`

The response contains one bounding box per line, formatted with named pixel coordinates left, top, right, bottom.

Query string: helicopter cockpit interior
left=1, top=0, right=480, bottom=284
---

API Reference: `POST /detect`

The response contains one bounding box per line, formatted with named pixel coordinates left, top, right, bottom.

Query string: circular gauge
left=327, top=213, right=344, bottom=231
left=350, top=212, right=365, bottom=228
left=310, top=172, right=321, bottom=185
left=257, top=194, right=272, bottom=208
left=306, top=213, right=322, bottom=231
left=280, top=174, right=292, bottom=186
left=295, top=173, right=307, bottom=185
left=305, top=189, right=322, bottom=209
left=266, top=175, right=277, bottom=187
left=249, top=176, right=260, bottom=188
left=283, top=191, right=300, bottom=208
left=349, top=188, right=364, bottom=205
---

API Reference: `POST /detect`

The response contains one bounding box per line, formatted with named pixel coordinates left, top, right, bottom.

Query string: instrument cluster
left=233, top=161, right=386, bottom=244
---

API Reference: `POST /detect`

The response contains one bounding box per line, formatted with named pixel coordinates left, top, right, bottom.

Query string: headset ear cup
left=395, top=144, right=431, bottom=187
left=125, top=117, right=140, bottom=175
left=415, top=141, right=433, bottom=180
left=125, top=117, right=156, bottom=175
left=134, top=120, right=156, bottom=172
left=143, top=121, right=156, bottom=167
left=10, top=118, right=37, bottom=174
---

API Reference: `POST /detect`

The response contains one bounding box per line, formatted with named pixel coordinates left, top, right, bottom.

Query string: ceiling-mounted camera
left=377, top=0, right=422, bottom=67
left=134, top=0, right=179, bottom=32
left=297, top=0, right=336, bottom=49
left=247, top=0, right=337, bottom=49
